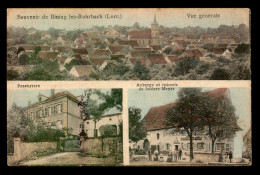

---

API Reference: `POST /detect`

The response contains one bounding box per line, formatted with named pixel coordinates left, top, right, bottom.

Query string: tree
left=78, top=89, right=122, bottom=137
left=133, top=61, right=151, bottom=80
left=235, top=44, right=250, bottom=54
left=7, top=103, right=28, bottom=153
left=128, top=107, right=147, bottom=143
left=7, top=69, right=19, bottom=80
left=166, top=88, right=210, bottom=161
left=175, top=57, right=200, bottom=76
left=95, top=89, right=123, bottom=112
left=19, top=54, right=29, bottom=65
left=210, top=68, right=231, bottom=80
left=132, top=22, right=140, bottom=29
left=202, top=97, right=241, bottom=153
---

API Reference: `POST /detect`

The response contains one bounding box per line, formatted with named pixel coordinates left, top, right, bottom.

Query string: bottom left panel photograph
left=7, top=88, right=123, bottom=166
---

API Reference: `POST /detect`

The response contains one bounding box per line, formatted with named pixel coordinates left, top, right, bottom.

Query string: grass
left=24, top=148, right=61, bottom=161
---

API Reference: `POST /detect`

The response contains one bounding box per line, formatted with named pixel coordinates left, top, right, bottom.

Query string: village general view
left=128, top=88, right=251, bottom=166
left=7, top=88, right=123, bottom=166
left=7, top=14, right=250, bottom=80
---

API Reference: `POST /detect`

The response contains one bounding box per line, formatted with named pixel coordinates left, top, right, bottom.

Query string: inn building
left=132, top=88, right=240, bottom=155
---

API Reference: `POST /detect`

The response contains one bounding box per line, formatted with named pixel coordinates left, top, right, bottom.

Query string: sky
left=7, top=88, right=121, bottom=116
left=128, top=87, right=251, bottom=158
left=7, top=8, right=250, bottom=30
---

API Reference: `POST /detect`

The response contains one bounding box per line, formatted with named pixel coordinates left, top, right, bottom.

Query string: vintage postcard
left=6, top=8, right=251, bottom=167
left=7, top=8, right=250, bottom=80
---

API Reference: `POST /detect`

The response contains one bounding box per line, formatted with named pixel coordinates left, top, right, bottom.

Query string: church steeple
left=152, top=14, right=158, bottom=25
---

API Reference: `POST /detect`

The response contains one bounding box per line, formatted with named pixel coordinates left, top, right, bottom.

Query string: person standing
left=174, top=149, right=178, bottom=162
left=178, top=148, right=182, bottom=160
left=229, top=151, right=233, bottom=163
left=148, top=149, right=152, bottom=161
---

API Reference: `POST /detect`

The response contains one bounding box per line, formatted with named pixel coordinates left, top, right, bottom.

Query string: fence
left=80, top=135, right=123, bottom=162
left=7, top=136, right=57, bottom=165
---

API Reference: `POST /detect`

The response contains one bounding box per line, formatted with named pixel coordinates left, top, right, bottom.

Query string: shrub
left=7, top=69, right=19, bottom=80
left=210, top=68, right=231, bottom=80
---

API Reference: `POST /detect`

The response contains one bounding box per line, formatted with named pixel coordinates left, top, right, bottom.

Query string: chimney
left=28, top=101, right=31, bottom=106
left=51, top=89, right=55, bottom=96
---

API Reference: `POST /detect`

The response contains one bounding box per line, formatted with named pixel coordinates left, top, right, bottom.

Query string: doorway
left=175, top=145, right=179, bottom=150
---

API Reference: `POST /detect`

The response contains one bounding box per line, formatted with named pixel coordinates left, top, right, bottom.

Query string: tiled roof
left=89, top=58, right=106, bottom=66
left=58, top=56, right=68, bottom=64
left=130, top=58, right=147, bottom=67
left=209, top=48, right=226, bottom=54
left=38, top=51, right=58, bottom=59
left=186, top=49, right=203, bottom=59
left=218, top=36, right=236, bottom=40
left=175, top=40, right=185, bottom=45
left=150, top=45, right=162, bottom=51
left=108, top=45, right=125, bottom=54
left=129, top=30, right=151, bottom=39
left=91, top=49, right=110, bottom=57
left=143, top=88, right=229, bottom=131
left=73, top=48, right=88, bottom=54
left=71, top=65, right=95, bottom=77
left=130, top=50, right=151, bottom=58
left=167, top=55, right=179, bottom=63
left=201, top=35, right=216, bottom=40
left=117, top=40, right=139, bottom=48
left=146, top=54, right=167, bottom=65
left=133, top=47, right=152, bottom=51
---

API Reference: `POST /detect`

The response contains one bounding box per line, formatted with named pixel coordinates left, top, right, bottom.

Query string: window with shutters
left=157, top=133, right=160, bottom=140
left=216, top=143, right=225, bottom=151
left=166, top=143, right=171, bottom=150
left=48, top=107, right=51, bottom=116
left=197, top=143, right=205, bottom=150
left=51, top=106, right=54, bottom=115
left=226, top=144, right=230, bottom=151
left=57, top=104, right=61, bottom=113
left=54, top=105, right=57, bottom=114
left=44, top=108, right=47, bottom=116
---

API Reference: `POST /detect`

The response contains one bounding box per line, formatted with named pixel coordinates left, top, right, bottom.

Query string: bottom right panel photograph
left=128, top=87, right=251, bottom=166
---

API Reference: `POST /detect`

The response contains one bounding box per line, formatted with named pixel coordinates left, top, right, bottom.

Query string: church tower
left=151, top=14, right=159, bottom=39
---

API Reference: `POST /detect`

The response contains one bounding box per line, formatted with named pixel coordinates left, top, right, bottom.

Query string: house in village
left=216, top=36, right=236, bottom=44
left=90, top=49, right=111, bottom=59
left=89, top=58, right=107, bottom=70
left=199, top=35, right=217, bottom=44
left=166, top=55, right=179, bottom=64
left=132, top=88, right=240, bottom=156
left=178, top=49, right=203, bottom=60
left=146, top=54, right=170, bottom=66
left=102, top=29, right=121, bottom=38
left=72, top=48, right=89, bottom=60
left=128, top=15, right=160, bottom=46
left=99, top=60, right=119, bottom=71
left=69, top=65, right=96, bottom=78
left=23, top=90, right=82, bottom=136
left=126, top=58, right=148, bottom=68
left=73, top=37, right=87, bottom=49
left=115, top=40, right=139, bottom=48
left=84, top=113, right=122, bottom=138
left=38, top=51, right=59, bottom=60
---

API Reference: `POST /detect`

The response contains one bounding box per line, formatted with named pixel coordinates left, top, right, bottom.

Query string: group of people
left=148, top=148, right=183, bottom=162
left=219, top=151, right=233, bottom=163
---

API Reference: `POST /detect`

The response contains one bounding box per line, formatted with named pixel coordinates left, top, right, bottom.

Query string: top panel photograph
left=7, top=8, right=250, bottom=81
